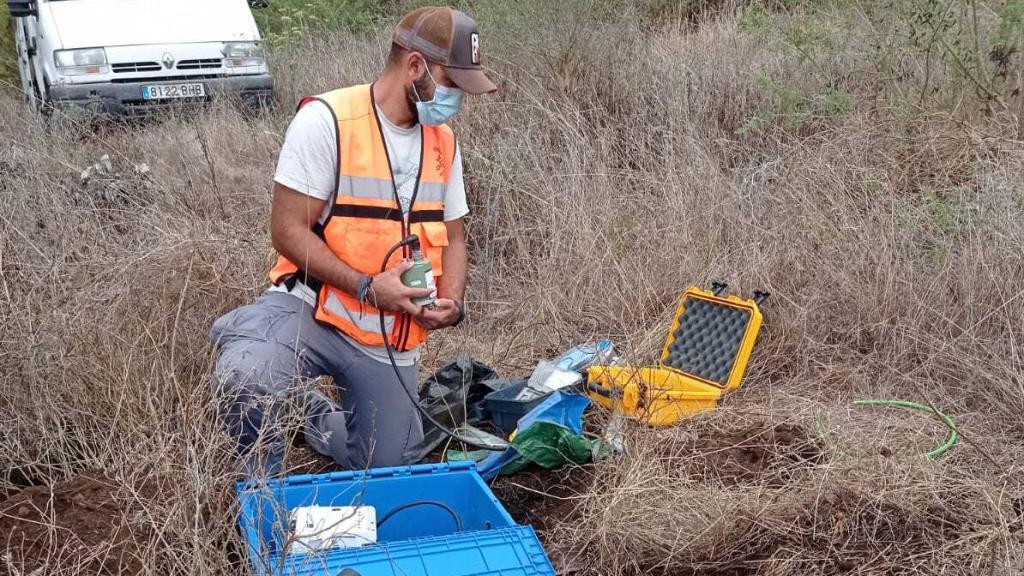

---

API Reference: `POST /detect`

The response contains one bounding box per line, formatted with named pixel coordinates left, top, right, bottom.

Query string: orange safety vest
left=268, top=84, right=455, bottom=352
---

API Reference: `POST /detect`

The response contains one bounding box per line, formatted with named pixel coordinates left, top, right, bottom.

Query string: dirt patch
left=0, top=470, right=158, bottom=575
left=711, top=484, right=970, bottom=574
left=493, top=466, right=593, bottom=533
left=572, top=472, right=987, bottom=576
left=672, top=423, right=824, bottom=487
left=490, top=424, right=824, bottom=571
left=282, top=445, right=338, bottom=477
left=492, top=465, right=594, bottom=571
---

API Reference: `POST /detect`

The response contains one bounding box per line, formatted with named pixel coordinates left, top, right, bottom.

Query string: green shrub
left=1, top=5, right=17, bottom=83
left=253, top=0, right=384, bottom=47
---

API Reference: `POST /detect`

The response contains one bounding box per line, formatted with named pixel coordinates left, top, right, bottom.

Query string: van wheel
left=35, top=81, right=56, bottom=120
left=24, top=84, right=44, bottom=112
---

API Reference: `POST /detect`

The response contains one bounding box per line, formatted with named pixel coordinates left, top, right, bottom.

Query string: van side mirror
left=248, top=0, right=269, bottom=8
left=8, top=0, right=38, bottom=17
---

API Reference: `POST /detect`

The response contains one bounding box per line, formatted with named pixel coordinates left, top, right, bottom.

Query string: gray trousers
left=208, top=291, right=423, bottom=476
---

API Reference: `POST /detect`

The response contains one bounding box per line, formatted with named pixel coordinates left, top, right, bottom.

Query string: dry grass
left=2, top=0, right=1023, bottom=574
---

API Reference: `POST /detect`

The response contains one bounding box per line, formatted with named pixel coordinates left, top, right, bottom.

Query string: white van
left=9, top=0, right=273, bottom=114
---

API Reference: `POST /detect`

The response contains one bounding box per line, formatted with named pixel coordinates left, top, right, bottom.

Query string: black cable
left=377, top=236, right=508, bottom=452
left=376, top=499, right=463, bottom=532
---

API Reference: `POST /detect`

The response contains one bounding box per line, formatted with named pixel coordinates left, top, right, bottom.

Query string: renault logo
left=162, top=53, right=175, bottom=69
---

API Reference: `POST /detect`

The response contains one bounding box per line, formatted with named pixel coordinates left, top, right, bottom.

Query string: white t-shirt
left=269, top=100, right=469, bottom=365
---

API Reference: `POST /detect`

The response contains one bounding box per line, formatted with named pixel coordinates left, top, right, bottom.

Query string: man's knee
left=358, top=405, right=424, bottom=469
left=210, top=339, right=299, bottom=464
left=208, top=293, right=303, bottom=351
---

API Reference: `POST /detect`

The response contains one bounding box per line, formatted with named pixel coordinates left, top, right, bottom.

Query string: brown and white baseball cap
left=393, top=6, right=498, bottom=95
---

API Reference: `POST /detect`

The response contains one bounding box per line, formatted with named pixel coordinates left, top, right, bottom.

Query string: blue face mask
left=413, top=66, right=464, bottom=126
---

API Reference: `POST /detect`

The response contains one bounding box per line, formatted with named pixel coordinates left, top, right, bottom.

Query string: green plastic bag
left=450, top=421, right=604, bottom=476
left=511, top=421, right=594, bottom=468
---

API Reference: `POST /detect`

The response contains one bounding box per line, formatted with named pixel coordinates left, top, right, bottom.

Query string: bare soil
left=492, top=421, right=920, bottom=575
left=677, top=422, right=824, bottom=487
left=0, top=471, right=158, bottom=576
left=493, top=465, right=595, bottom=573
left=493, top=466, right=593, bottom=533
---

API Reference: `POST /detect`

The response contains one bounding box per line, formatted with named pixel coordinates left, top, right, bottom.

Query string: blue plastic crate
left=278, top=526, right=551, bottom=576
left=236, top=462, right=555, bottom=576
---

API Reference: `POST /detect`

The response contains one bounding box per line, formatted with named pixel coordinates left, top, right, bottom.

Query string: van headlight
left=222, top=42, right=265, bottom=68
left=54, top=48, right=109, bottom=76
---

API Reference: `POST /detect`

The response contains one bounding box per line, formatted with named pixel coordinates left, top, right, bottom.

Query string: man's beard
left=405, top=71, right=433, bottom=125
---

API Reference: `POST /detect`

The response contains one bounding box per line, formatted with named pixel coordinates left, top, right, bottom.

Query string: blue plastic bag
left=476, top=391, right=591, bottom=480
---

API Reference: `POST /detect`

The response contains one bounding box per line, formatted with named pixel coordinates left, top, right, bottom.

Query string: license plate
left=142, top=83, right=206, bottom=100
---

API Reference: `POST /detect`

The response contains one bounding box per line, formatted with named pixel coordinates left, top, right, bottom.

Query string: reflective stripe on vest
left=268, top=83, right=455, bottom=352
left=339, top=175, right=447, bottom=204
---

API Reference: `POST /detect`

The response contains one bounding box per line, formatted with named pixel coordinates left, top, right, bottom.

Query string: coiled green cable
left=853, top=399, right=958, bottom=459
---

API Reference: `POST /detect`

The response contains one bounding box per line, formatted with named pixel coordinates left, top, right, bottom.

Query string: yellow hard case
left=586, top=286, right=764, bottom=426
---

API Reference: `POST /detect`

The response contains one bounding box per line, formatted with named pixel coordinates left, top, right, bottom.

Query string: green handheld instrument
left=399, top=235, right=437, bottom=308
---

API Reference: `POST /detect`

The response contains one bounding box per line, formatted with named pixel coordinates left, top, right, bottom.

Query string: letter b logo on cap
left=471, top=33, right=480, bottom=65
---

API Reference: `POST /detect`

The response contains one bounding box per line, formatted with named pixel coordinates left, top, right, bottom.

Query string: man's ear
left=406, top=52, right=426, bottom=81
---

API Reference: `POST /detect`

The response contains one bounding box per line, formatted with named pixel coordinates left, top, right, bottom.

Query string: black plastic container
left=483, top=380, right=546, bottom=434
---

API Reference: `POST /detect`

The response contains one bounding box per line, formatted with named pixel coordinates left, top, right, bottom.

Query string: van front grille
left=177, top=58, right=223, bottom=71
left=112, top=61, right=162, bottom=73
left=110, top=73, right=227, bottom=84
